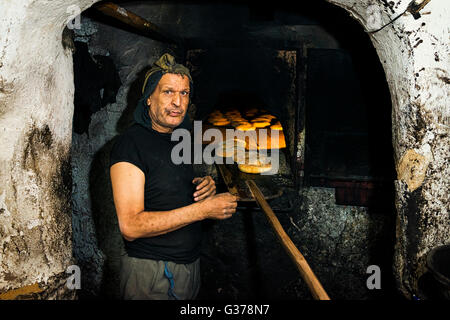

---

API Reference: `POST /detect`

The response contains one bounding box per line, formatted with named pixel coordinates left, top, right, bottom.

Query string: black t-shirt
left=109, top=123, right=202, bottom=264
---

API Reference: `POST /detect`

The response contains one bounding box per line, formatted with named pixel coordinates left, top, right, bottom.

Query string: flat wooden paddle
left=246, top=180, right=331, bottom=300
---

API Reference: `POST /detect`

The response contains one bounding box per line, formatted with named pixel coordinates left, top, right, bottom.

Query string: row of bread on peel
left=207, top=108, right=283, bottom=131
left=215, top=138, right=273, bottom=174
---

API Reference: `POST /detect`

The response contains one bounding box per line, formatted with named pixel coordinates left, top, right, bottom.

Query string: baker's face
left=147, top=73, right=190, bottom=133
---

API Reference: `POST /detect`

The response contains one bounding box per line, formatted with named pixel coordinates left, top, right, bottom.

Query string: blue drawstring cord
left=164, top=261, right=180, bottom=300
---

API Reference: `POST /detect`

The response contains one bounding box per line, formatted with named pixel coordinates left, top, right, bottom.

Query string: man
left=110, top=53, right=238, bottom=300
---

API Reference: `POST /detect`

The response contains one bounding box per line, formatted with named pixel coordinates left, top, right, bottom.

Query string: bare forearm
left=123, top=201, right=205, bottom=240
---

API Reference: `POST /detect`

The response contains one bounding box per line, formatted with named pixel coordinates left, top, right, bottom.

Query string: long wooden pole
left=93, top=2, right=182, bottom=45
left=246, top=180, right=331, bottom=300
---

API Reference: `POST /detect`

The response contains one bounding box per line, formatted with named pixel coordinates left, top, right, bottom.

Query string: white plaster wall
left=0, top=0, right=100, bottom=297
left=327, top=0, right=449, bottom=298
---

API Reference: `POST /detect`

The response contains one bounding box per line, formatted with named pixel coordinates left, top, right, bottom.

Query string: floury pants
left=120, top=253, right=201, bottom=300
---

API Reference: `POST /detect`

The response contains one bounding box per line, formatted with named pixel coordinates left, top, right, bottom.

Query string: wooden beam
left=93, top=2, right=182, bottom=45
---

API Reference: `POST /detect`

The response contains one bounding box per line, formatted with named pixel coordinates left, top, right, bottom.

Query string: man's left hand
left=192, top=176, right=216, bottom=202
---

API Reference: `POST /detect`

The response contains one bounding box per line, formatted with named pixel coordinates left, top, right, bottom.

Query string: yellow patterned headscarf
left=134, top=53, right=193, bottom=131
left=141, top=53, right=193, bottom=94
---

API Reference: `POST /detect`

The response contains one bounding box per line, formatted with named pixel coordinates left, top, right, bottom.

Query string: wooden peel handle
left=246, top=180, right=331, bottom=300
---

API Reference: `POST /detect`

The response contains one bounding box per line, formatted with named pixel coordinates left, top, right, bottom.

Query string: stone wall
left=289, top=187, right=396, bottom=299
left=0, top=0, right=100, bottom=299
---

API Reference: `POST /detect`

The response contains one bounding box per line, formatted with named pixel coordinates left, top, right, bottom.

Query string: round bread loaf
left=237, top=152, right=272, bottom=174
left=215, top=139, right=246, bottom=158
left=238, top=163, right=272, bottom=174
left=270, top=123, right=283, bottom=130
left=236, top=124, right=255, bottom=131
left=252, top=121, right=270, bottom=128
left=250, top=117, right=269, bottom=122
left=211, top=119, right=230, bottom=126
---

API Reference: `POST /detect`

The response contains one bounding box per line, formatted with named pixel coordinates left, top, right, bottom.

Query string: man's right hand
left=200, top=192, right=238, bottom=220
